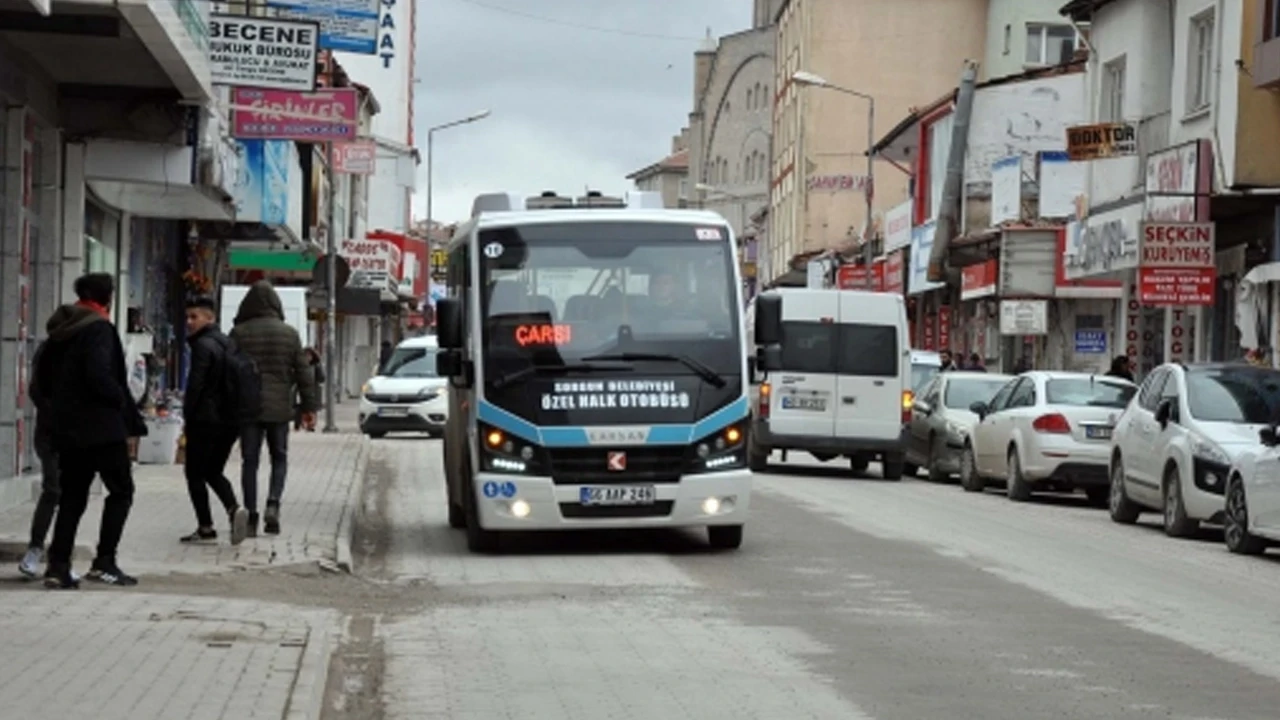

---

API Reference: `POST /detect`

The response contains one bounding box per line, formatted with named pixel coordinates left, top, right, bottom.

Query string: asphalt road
left=367, top=440, right=1280, bottom=720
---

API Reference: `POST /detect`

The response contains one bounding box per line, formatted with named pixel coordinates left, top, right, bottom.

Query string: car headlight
left=690, top=423, right=747, bottom=472
left=479, top=424, right=546, bottom=474
left=1191, top=438, right=1230, bottom=465
left=361, top=382, right=371, bottom=397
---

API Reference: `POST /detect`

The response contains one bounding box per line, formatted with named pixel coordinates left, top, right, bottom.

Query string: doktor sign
left=1137, top=221, right=1215, bottom=305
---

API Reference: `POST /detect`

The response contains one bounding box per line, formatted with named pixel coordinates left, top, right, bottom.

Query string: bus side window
left=447, top=245, right=470, bottom=341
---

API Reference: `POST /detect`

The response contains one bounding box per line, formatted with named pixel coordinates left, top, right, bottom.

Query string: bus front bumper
left=471, top=469, right=753, bottom=531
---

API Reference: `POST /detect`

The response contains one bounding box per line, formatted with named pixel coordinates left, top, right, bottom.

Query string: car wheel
left=1006, top=448, right=1031, bottom=502
left=960, top=443, right=984, bottom=493
left=708, top=525, right=744, bottom=550
left=1224, top=475, right=1267, bottom=555
left=927, top=434, right=949, bottom=483
left=1162, top=465, right=1199, bottom=538
left=366, top=431, right=387, bottom=439
left=748, top=432, right=769, bottom=472
left=1108, top=458, right=1141, bottom=524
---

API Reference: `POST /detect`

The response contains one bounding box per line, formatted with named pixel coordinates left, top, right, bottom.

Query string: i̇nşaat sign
left=232, top=87, right=358, bottom=142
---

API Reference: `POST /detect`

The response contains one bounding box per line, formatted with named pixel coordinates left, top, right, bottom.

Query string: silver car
left=905, top=371, right=1013, bottom=481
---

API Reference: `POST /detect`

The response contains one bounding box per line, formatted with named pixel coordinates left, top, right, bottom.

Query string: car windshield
left=478, top=221, right=741, bottom=380
left=383, top=348, right=439, bottom=378
left=944, top=377, right=1011, bottom=409
left=911, top=362, right=939, bottom=392
left=1045, top=377, right=1135, bottom=408
left=1186, top=367, right=1280, bottom=423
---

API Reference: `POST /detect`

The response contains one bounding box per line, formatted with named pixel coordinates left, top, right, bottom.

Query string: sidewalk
left=0, top=403, right=367, bottom=720
left=0, top=403, right=367, bottom=577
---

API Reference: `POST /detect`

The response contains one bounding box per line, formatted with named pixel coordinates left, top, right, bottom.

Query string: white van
left=747, top=288, right=913, bottom=479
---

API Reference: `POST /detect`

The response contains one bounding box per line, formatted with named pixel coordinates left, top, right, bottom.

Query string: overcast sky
left=410, top=0, right=750, bottom=224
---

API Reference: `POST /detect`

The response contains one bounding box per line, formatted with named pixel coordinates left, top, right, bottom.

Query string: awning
left=84, top=138, right=234, bottom=222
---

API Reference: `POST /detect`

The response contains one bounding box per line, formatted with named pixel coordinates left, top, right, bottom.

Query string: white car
left=961, top=371, right=1136, bottom=503
left=1110, top=363, right=1278, bottom=538
left=1225, top=417, right=1280, bottom=556
left=359, top=335, right=448, bottom=438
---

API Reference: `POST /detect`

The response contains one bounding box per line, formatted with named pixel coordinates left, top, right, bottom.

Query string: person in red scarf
left=34, top=273, right=146, bottom=589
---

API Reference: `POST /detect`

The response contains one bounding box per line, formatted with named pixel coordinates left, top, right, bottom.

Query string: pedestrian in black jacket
left=37, top=273, right=146, bottom=589
left=17, top=331, right=73, bottom=580
left=181, top=297, right=249, bottom=546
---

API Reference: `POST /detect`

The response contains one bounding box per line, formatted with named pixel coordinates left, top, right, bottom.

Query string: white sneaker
left=18, top=547, right=42, bottom=578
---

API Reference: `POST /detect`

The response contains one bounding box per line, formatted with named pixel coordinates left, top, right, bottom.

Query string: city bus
left=433, top=190, right=780, bottom=553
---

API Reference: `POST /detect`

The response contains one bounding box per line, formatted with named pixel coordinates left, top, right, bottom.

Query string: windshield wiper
left=581, top=352, right=726, bottom=388
left=490, top=362, right=630, bottom=390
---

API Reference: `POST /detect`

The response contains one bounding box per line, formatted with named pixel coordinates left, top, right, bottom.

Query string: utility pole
left=323, top=140, right=339, bottom=433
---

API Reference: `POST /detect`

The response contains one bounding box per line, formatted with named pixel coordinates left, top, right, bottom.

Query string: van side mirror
left=436, top=298, right=463, bottom=349
left=754, top=295, right=782, bottom=346
left=436, top=349, right=462, bottom=377
left=1260, top=425, right=1278, bottom=447
left=757, top=345, right=782, bottom=372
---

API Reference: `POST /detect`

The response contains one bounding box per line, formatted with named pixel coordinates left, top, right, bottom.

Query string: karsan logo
left=586, top=427, right=650, bottom=445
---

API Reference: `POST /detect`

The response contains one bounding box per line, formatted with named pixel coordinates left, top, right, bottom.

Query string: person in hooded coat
left=230, top=280, right=318, bottom=536
left=37, top=273, right=145, bottom=589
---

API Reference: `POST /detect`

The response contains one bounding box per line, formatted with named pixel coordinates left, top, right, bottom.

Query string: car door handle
left=842, top=396, right=855, bottom=405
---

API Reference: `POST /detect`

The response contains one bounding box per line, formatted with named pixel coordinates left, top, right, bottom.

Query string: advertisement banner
left=268, top=0, right=380, bottom=54
left=332, top=141, right=377, bottom=174
left=882, top=200, right=912, bottom=253
left=1137, top=267, right=1215, bottom=305
left=232, top=87, right=359, bottom=142
left=1065, top=122, right=1138, bottom=161
left=937, top=305, right=951, bottom=351
left=340, top=238, right=402, bottom=289
left=908, top=221, right=946, bottom=295
left=232, top=139, right=289, bottom=225
left=960, top=259, right=998, bottom=301
left=210, top=15, right=319, bottom=92
left=883, top=250, right=905, bottom=294
left=835, top=262, right=884, bottom=290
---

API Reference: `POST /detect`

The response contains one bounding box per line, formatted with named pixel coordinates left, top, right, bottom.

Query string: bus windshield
left=478, top=222, right=741, bottom=380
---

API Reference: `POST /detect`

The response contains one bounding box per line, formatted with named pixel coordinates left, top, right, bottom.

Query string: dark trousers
left=47, top=442, right=134, bottom=567
left=240, top=422, right=289, bottom=513
left=184, top=423, right=240, bottom=528
left=28, top=439, right=59, bottom=549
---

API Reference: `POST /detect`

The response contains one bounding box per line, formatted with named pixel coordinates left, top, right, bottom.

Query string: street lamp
left=792, top=70, right=876, bottom=290
left=424, top=110, right=491, bottom=248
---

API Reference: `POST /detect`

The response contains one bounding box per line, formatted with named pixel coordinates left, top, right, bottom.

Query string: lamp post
left=424, top=111, right=491, bottom=251
left=792, top=70, right=876, bottom=290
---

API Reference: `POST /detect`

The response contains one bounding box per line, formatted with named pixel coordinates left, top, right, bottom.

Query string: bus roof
left=446, top=208, right=733, bottom=249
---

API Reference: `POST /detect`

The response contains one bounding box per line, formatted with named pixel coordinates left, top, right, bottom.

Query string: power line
left=449, top=0, right=705, bottom=41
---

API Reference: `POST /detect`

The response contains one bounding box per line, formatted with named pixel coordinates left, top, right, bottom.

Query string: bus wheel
left=462, top=462, right=500, bottom=553
left=708, top=525, right=743, bottom=550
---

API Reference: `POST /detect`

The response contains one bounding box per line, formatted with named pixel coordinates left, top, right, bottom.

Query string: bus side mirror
left=754, top=295, right=782, bottom=346
left=436, top=349, right=462, bottom=377
left=437, top=298, right=463, bottom=349
left=757, top=346, right=782, bottom=372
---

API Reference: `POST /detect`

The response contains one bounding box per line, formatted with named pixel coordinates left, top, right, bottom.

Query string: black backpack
left=218, top=336, right=263, bottom=424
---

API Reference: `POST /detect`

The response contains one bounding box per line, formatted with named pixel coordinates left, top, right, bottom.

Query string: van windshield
left=779, top=321, right=898, bottom=376
left=383, top=348, right=439, bottom=378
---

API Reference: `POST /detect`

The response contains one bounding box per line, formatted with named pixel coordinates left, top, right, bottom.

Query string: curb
left=334, top=434, right=371, bottom=574
left=284, top=614, right=338, bottom=720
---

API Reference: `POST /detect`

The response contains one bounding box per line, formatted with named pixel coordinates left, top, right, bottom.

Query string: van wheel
left=748, top=434, right=769, bottom=471
left=850, top=455, right=870, bottom=474
left=881, top=454, right=905, bottom=481
left=708, top=525, right=743, bottom=550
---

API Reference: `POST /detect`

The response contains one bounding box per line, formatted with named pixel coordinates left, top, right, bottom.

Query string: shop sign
left=806, top=174, right=870, bottom=193
left=339, top=238, right=402, bottom=287
left=960, top=259, right=999, bottom=301
left=1140, top=222, right=1213, bottom=267
left=883, top=250, right=905, bottom=294
left=269, top=0, right=380, bottom=54
left=232, top=87, right=359, bottom=142
left=999, top=299, right=1048, bottom=335
left=908, top=221, right=946, bottom=295
left=937, top=305, right=952, bottom=351
left=210, top=15, right=319, bottom=92
left=883, top=200, right=912, bottom=253
left=332, top=141, right=377, bottom=174
left=1137, top=267, right=1215, bottom=305
left=1065, top=121, right=1137, bottom=161
left=1074, top=330, right=1107, bottom=354
left=377, top=0, right=400, bottom=68
left=835, top=262, right=883, bottom=290
left=1062, top=204, right=1141, bottom=280
left=1145, top=140, right=1210, bottom=222
left=922, top=312, right=936, bottom=350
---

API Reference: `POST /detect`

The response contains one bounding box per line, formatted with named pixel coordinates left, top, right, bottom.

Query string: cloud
left=411, top=0, right=750, bottom=224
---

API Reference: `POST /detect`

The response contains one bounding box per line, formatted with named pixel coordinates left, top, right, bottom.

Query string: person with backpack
left=180, top=297, right=250, bottom=545
left=230, top=280, right=317, bottom=536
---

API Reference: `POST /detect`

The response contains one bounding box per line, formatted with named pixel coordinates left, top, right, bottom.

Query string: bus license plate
left=579, top=486, right=656, bottom=506
left=1085, top=426, right=1112, bottom=440
left=781, top=396, right=826, bottom=411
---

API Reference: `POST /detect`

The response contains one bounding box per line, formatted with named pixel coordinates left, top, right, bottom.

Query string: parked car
left=1224, top=422, right=1280, bottom=556
left=961, top=371, right=1135, bottom=503
left=1110, top=363, right=1280, bottom=538
left=359, top=335, right=448, bottom=439
left=905, top=371, right=1013, bottom=481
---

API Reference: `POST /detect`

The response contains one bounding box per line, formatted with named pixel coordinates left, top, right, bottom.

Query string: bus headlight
left=691, top=423, right=746, bottom=472
left=479, top=424, right=546, bottom=475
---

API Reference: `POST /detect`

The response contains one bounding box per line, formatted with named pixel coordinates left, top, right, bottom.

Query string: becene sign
left=210, top=15, right=319, bottom=92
